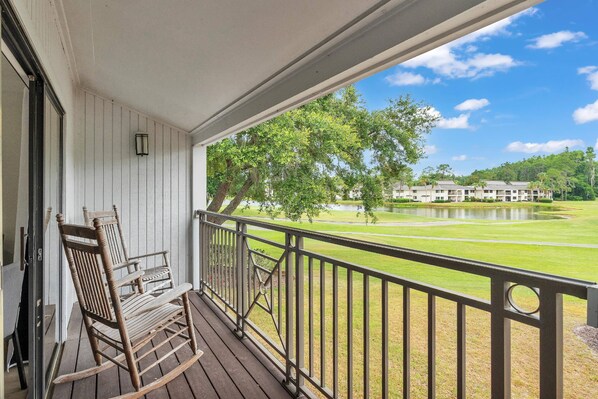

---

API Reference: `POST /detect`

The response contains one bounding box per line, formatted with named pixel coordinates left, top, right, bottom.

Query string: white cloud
left=578, top=66, right=598, bottom=91
left=455, top=98, right=490, bottom=111
left=506, top=139, right=584, bottom=154
left=401, top=8, right=535, bottom=81
left=427, top=107, right=470, bottom=129
left=452, top=155, right=468, bottom=161
left=437, top=114, right=470, bottom=129
left=424, top=145, right=438, bottom=155
left=573, top=100, right=598, bottom=124
left=385, top=71, right=426, bottom=86
left=528, top=31, right=587, bottom=49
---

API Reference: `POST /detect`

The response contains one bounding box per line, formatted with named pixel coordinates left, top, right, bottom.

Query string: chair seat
left=142, top=265, right=171, bottom=282
left=95, top=298, right=183, bottom=344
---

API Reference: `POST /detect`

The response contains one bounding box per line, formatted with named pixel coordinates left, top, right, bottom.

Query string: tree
left=207, top=86, right=438, bottom=222
left=586, top=147, right=596, bottom=189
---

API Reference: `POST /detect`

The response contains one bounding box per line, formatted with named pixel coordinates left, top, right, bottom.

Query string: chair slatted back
left=83, top=206, right=129, bottom=266
left=58, top=216, right=116, bottom=323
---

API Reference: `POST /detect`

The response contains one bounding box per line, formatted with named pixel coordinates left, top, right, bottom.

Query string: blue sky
left=355, top=0, right=598, bottom=176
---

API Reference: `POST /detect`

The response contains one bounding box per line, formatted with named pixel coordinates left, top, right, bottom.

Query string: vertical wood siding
left=74, top=90, right=192, bottom=284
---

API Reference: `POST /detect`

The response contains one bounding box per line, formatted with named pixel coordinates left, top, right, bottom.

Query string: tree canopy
left=207, top=86, right=438, bottom=221
left=457, top=148, right=597, bottom=200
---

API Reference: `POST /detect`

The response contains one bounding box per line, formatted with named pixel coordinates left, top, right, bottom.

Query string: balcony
left=49, top=210, right=598, bottom=398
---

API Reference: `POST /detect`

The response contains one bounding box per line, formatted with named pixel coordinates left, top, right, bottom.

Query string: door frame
left=1, top=1, right=66, bottom=398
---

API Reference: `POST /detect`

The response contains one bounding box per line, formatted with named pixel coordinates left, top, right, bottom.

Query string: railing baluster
left=308, top=257, right=314, bottom=377
left=490, top=279, right=511, bottom=399
left=284, top=233, right=295, bottom=387
left=428, top=294, right=436, bottom=399
left=333, top=263, right=339, bottom=398
left=278, top=249, right=283, bottom=343
left=363, top=275, right=370, bottom=399
left=457, top=303, right=466, bottom=399
left=347, top=269, right=353, bottom=399
left=295, top=236, right=305, bottom=394
left=539, top=287, right=563, bottom=399
left=403, top=286, right=410, bottom=399
left=382, top=280, right=389, bottom=399
left=320, top=260, right=326, bottom=388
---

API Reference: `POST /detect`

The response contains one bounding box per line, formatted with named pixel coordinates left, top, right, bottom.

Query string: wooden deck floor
left=51, top=292, right=292, bottom=399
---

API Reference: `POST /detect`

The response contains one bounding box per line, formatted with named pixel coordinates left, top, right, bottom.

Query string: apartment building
left=392, top=180, right=553, bottom=203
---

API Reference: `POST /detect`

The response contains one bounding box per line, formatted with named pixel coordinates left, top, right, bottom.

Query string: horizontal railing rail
left=194, top=209, right=597, bottom=399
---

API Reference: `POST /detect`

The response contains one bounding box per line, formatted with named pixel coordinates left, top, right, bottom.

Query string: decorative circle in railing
left=506, top=284, right=540, bottom=315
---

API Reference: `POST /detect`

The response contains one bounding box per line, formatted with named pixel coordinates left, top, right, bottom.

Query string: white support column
left=192, top=144, right=207, bottom=290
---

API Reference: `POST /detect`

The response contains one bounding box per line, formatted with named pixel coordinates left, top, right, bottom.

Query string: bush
left=390, top=198, right=412, bottom=203
left=432, top=199, right=451, bottom=203
left=539, top=198, right=553, bottom=203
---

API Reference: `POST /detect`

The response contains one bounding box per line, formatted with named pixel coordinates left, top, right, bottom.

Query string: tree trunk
left=207, top=179, right=232, bottom=213
left=221, top=177, right=255, bottom=216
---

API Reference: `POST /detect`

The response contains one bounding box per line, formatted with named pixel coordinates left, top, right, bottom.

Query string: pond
left=329, top=204, right=562, bottom=220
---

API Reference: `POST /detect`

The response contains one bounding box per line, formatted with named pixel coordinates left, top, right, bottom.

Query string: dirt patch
left=574, top=325, right=598, bottom=354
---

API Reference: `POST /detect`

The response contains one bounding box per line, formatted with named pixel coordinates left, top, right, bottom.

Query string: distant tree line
left=395, top=148, right=597, bottom=201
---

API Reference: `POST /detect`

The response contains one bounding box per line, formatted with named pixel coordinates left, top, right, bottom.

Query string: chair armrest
left=129, top=250, right=169, bottom=261
left=125, top=283, right=192, bottom=319
left=114, top=270, right=145, bottom=288
left=112, top=260, right=141, bottom=272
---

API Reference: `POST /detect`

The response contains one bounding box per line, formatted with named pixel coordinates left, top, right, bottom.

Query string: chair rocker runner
left=54, top=214, right=202, bottom=399
left=83, top=205, right=175, bottom=293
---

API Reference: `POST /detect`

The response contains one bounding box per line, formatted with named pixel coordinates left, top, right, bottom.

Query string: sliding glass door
left=1, top=2, right=66, bottom=396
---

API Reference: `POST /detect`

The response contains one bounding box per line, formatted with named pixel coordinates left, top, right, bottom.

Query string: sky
left=354, top=0, right=598, bottom=176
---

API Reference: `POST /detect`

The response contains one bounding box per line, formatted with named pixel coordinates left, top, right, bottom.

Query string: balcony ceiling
left=60, top=0, right=540, bottom=144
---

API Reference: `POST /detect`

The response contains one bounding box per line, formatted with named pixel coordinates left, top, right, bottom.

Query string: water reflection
left=330, top=204, right=560, bottom=220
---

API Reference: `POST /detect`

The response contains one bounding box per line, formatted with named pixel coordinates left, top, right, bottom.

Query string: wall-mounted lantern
left=135, top=132, right=149, bottom=156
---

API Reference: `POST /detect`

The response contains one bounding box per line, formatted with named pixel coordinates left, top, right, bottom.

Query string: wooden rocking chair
left=83, top=205, right=175, bottom=293
left=54, top=214, right=202, bottom=399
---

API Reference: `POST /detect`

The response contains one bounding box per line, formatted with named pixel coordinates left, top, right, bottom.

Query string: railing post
left=295, top=235, right=305, bottom=396
left=197, top=212, right=205, bottom=294
left=539, top=286, right=563, bottom=399
left=284, top=233, right=295, bottom=390
left=588, top=285, right=598, bottom=328
left=236, top=221, right=247, bottom=337
left=490, top=279, right=511, bottom=399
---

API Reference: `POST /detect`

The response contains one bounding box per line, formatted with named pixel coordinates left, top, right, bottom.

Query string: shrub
left=390, top=198, right=412, bottom=203
left=539, top=198, right=553, bottom=203
left=432, top=199, right=451, bottom=203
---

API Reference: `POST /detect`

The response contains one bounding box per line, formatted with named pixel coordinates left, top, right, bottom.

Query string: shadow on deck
left=51, top=292, right=292, bottom=399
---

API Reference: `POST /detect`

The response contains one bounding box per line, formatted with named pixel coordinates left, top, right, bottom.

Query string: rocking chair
left=83, top=205, right=175, bottom=293
left=54, top=214, right=202, bottom=399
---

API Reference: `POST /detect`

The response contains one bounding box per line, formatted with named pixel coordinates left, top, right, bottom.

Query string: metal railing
left=195, top=209, right=598, bottom=399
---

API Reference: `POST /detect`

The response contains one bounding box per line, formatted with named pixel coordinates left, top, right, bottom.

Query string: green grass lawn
left=223, top=200, right=598, bottom=398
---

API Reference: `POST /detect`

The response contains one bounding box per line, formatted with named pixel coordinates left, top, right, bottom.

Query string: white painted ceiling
left=60, top=0, right=541, bottom=143
left=61, top=0, right=383, bottom=131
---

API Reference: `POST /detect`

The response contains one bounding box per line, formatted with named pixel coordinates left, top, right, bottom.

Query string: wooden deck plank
left=96, top=347, right=121, bottom=399
left=52, top=306, right=83, bottom=399
left=152, top=330, right=194, bottom=399
left=187, top=300, right=266, bottom=399
left=139, top=336, right=170, bottom=399
left=190, top=294, right=291, bottom=399
left=190, top=322, right=244, bottom=399
left=51, top=293, right=293, bottom=399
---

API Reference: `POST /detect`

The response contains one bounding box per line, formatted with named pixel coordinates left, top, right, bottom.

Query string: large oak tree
left=207, top=86, right=438, bottom=221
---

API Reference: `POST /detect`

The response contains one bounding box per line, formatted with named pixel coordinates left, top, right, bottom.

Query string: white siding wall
left=74, top=90, right=192, bottom=285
